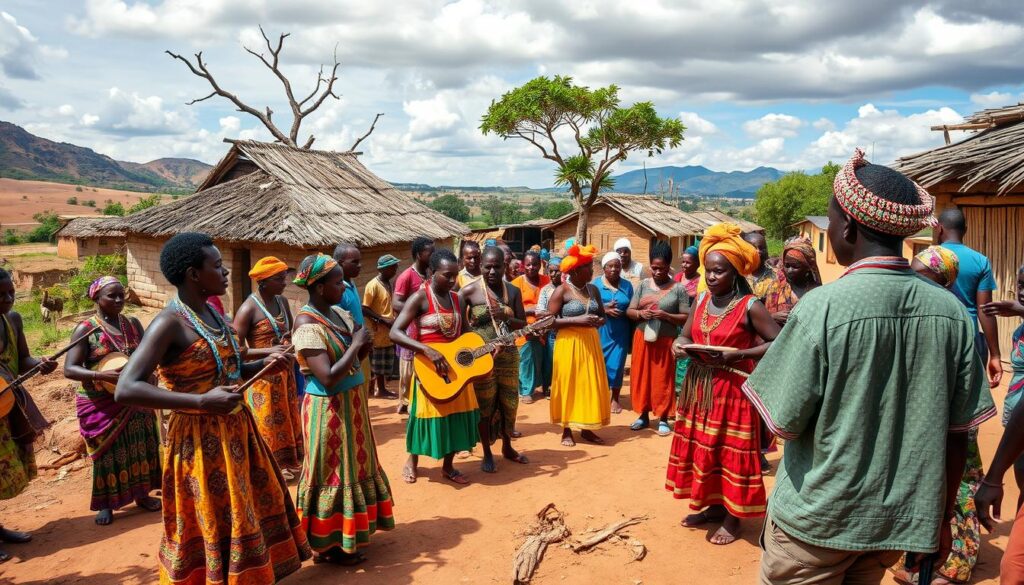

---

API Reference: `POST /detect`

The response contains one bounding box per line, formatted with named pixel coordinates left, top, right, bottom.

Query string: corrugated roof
left=545, top=194, right=763, bottom=237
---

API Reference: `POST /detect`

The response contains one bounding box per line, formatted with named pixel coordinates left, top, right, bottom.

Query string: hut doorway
left=231, top=247, right=252, bottom=314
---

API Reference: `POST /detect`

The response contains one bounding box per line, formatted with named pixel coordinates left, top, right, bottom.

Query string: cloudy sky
left=2, top=0, right=1023, bottom=188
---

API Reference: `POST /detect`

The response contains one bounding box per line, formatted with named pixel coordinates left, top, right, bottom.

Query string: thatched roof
left=896, top=103, right=1024, bottom=194
left=120, top=140, right=469, bottom=247
left=545, top=195, right=763, bottom=237
left=55, top=216, right=126, bottom=238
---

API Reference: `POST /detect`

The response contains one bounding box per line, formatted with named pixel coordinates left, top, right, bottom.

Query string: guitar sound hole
left=455, top=350, right=474, bottom=367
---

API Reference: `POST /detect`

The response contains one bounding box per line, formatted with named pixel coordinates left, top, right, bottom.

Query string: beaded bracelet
left=980, top=478, right=1004, bottom=489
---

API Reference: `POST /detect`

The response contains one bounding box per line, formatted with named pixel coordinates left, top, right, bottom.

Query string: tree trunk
left=574, top=204, right=590, bottom=245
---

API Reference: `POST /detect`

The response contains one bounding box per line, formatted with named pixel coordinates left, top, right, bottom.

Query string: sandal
left=402, top=464, right=417, bottom=484
left=521, top=395, right=535, bottom=405
left=315, top=549, right=367, bottom=566
left=0, top=549, right=9, bottom=564
left=657, top=421, right=672, bottom=436
left=681, top=510, right=726, bottom=527
left=442, top=468, right=470, bottom=485
left=503, top=450, right=529, bottom=464
left=0, top=528, right=31, bottom=544
left=709, top=525, right=740, bottom=545
left=629, top=418, right=649, bottom=431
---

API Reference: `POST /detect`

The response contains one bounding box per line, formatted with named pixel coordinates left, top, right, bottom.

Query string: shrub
left=3, top=229, right=21, bottom=245
left=102, top=202, right=125, bottom=216
left=128, top=195, right=160, bottom=214
left=27, top=212, right=61, bottom=243
left=75, top=186, right=84, bottom=192
left=83, top=200, right=96, bottom=207
left=66, top=196, right=78, bottom=205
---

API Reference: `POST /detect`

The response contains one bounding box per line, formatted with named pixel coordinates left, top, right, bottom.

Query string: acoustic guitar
left=414, top=315, right=554, bottom=404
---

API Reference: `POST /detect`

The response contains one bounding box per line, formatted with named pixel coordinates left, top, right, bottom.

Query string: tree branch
left=166, top=49, right=294, bottom=145
left=511, top=130, right=558, bottom=162
left=349, top=113, right=384, bottom=151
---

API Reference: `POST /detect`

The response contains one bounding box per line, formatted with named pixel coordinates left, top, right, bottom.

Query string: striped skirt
left=665, top=365, right=766, bottom=518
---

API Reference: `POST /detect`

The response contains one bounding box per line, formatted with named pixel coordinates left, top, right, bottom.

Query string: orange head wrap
left=560, top=244, right=599, bottom=273
left=248, top=256, right=290, bottom=281
left=698, top=223, right=761, bottom=277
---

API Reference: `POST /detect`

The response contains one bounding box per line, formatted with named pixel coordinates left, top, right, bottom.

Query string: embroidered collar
left=840, top=256, right=911, bottom=278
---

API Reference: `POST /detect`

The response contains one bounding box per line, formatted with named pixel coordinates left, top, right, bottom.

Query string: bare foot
left=709, top=517, right=740, bottom=545
left=681, top=509, right=726, bottom=527
left=402, top=463, right=417, bottom=484
left=502, top=446, right=529, bottom=464
left=580, top=430, right=605, bottom=444
left=135, top=496, right=162, bottom=512
left=561, top=429, right=575, bottom=447
left=610, top=400, right=623, bottom=414
left=375, top=389, right=399, bottom=400
left=457, top=449, right=473, bottom=459
left=481, top=454, right=497, bottom=473
left=442, top=467, right=470, bottom=485
left=95, top=509, right=114, bottom=526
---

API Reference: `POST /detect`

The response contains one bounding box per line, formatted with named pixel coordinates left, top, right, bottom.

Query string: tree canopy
left=429, top=193, right=471, bottom=222
left=480, top=75, right=684, bottom=241
left=753, top=162, right=839, bottom=239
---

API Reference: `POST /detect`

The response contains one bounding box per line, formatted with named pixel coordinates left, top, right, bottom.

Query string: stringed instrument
left=414, top=315, right=554, bottom=404
left=0, top=325, right=100, bottom=417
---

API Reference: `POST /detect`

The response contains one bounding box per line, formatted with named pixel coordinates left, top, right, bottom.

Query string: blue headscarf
left=540, top=248, right=550, bottom=262
left=684, top=245, right=699, bottom=257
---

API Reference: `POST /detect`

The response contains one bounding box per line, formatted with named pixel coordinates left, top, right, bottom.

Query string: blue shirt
left=336, top=279, right=366, bottom=326
left=941, top=242, right=996, bottom=324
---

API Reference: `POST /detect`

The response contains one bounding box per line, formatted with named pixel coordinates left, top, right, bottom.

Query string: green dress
left=467, top=284, right=520, bottom=442
left=0, top=314, right=36, bottom=500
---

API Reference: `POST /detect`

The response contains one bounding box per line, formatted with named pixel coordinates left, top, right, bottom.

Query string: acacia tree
left=480, top=76, right=685, bottom=242
left=167, top=27, right=382, bottom=151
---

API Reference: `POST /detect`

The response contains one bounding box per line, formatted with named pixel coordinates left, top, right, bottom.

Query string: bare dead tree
left=166, top=26, right=382, bottom=151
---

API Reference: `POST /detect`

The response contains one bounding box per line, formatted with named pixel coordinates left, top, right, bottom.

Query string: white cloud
left=743, top=113, right=803, bottom=138
left=80, top=113, right=99, bottom=126
left=218, top=116, right=240, bottom=133
left=82, top=87, right=193, bottom=136
left=57, top=104, right=75, bottom=116
left=970, top=91, right=1015, bottom=108
left=800, top=103, right=963, bottom=167
left=812, top=117, right=835, bottom=131
left=679, top=111, right=717, bottom=136
left=0, top=11, right=66, bottom=87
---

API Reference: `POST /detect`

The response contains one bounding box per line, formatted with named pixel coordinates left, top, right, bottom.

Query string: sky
left=1, top=0, right=1023, bottom=188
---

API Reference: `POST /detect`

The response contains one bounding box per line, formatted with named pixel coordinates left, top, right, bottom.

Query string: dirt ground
left=0, top=178, right=155, bottom=228
left=0, top=349, right=1016, bottom=584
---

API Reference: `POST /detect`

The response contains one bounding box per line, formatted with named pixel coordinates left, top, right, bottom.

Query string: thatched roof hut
left=120, top=140, right=469, bottom=311
left=896, top=102, right=1024, bottom=361
left=545, top=194, right=763, bottom=262
left=55, top=217, right=126, bottom=260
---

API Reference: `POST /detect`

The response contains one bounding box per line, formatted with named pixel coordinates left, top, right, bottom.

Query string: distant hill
left=0, top=121, right=212, bottom=192
left=610, top=165, right=785, bottom=197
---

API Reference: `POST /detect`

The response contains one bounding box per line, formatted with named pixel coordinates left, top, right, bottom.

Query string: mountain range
left=0, top=121, right=212, bottom=192
left=0, top=121, right=785, bottom=197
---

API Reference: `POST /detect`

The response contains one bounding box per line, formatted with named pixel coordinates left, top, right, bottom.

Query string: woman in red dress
left=666, top=223, right=781, bottom=546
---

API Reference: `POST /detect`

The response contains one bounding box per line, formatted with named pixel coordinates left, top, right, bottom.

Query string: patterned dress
left=406, top=286, right=481, bottom=458
left=157, top=310, right=311, bottom=584
left=293, top=305, right=395, bottom=554
left=0, top=314, right=35, bottom=500
left=75, top=315, right=162, bottom=511
left=244, top=296, right=303, bottom=470
left=468, top=284, right=520, bottom=441
left=549, top=290, right=610, bottom=430
left=666, top=293, right=766, bottom=518
left=629, top=279, right=688, bottom=418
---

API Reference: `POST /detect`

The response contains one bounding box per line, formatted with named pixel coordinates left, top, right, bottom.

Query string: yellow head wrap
left=695, top=223, right=761, bottom=293
left=914, top=245, right=960, bottom=288
left=248, top=256, right=290, bottom=281
left=560, top=244, right=599, bottom=273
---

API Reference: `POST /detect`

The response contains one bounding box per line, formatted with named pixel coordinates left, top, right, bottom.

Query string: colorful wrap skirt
left=244, top=366, right=304, bottom=471
left=475, top=346, right=520, bottom=442
left=297, top=388, right=395, bottom=553
left=0, top=416, right=35, bottom=500
left=406, top=378, right=480, bottom=459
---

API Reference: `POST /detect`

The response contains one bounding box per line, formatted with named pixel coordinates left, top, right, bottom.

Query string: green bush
left=65, top=254, right=128, bottom=312
left=83, top=199, right=96, bottom=207
left=27, top=212, right=61, bottom=243
left=75, top=186, right=84, bottom=192
left=102, top=202, right=125, bottom=216
left=66, top=196, right=79, bottom=205
left=3, top=229, right=21, bottom=245
left=128, top=194, right=161, bottom=214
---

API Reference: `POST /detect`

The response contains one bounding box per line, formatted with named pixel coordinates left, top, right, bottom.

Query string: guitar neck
left=470, top=323, right=540, bottom=358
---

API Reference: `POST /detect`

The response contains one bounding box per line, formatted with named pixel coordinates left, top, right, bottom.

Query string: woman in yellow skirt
left=544, top=244, right=610, bottom=447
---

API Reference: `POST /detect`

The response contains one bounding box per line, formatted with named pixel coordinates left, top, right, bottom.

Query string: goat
left=40, top=290, right=64, bottom=324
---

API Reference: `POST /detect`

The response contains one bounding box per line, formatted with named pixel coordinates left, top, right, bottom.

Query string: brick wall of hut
left=551, top=205, right=683, bottom=262
left=126, top=235, right=455, bottom=315
left=57, top=236, right=124, bottom=260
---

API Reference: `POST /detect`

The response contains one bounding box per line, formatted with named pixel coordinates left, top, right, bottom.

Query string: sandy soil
left=0, top=353, right=1015, bottom=584
left=0, top=178, right=157, bottom=228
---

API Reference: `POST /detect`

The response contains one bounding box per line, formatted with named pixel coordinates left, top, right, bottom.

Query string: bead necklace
left=95, top=312, right=134, bottom=354
left=250, top=293, right=289, bottom=343
left=427, top=285, right=461, bottom=339
left=171, top=296, right=242, bottom=383
left=699, top=295, right=742, bottom=339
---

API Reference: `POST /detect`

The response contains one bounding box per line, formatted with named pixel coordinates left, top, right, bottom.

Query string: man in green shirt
left=742, top=150, right=995, bottom=584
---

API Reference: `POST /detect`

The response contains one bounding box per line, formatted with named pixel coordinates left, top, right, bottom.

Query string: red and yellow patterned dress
left=157, top=314, right=311, bottom=584
left=665, top=293, right=766, bottom=518
left=244, top=301, right=303, bottom=471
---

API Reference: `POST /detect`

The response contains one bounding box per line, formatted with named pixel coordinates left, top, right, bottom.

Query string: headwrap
left=564, top=237, right=576, bottom=252
left=698, top=223, right=761, bottom=277
left=548, top=256, right=562, bottom=269
left=915, top=245, right=960, bottom=287
left=613, top=238, right=632, bottom=252
left=833, top=148, right=936, bottom=237
left=540, top=248, right=550, bottom=262
left=782, top=236, right=822, bottom=285
left=377, top=254, right=400, bottom=270
left=485, top=238, right=497, bottom=247
left=601, top=251, right=621, bottom=267
left=530, top=244, right=541, bottom=252
left=293, top=253, right=338, bottom=288
left=561, top=244, right=598, bottom=273
left=248, top=256, right=289, bottom=281
left=683, top=245, right=699, bottom=257
left=88, top=276, right=121, bottom=300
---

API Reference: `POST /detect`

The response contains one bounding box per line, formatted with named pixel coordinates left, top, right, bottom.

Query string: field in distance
left=0, top=178, right=167, bottom=230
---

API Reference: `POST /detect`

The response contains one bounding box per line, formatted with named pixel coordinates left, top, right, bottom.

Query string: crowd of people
left=0, top=149, right=1023, bottom=584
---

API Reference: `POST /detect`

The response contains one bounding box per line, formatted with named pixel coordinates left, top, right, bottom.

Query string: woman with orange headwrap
left=233, top=256, right=304, bottom=478
left=666, top=223, right=781, bottom=545
left=763, top=236, right=822, bottom=326
left=545, top=244, right=611, bottom=447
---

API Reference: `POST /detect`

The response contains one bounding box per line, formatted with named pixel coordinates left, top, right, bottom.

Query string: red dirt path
left=0, top=374, right=1014, bottom=584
